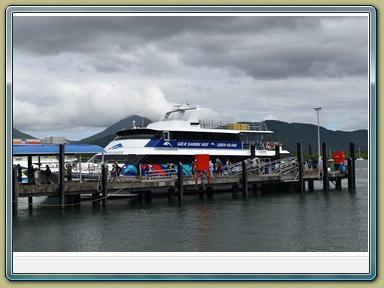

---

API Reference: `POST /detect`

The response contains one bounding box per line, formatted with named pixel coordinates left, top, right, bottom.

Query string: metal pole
left=79, top=155, right=82, bottom=183
left=297, top=143, right=304, bottom=192
left=59, top=144, right=65, bottom=208
left=322, top=142, right=329, bottom=191
left=313, top=107, right=322, bottom=178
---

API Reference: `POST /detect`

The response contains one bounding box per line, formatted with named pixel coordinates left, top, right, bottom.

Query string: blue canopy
left=13, top=144, right=105, bottom=155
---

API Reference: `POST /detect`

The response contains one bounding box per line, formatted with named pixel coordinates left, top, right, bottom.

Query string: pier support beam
left=322, top=142, right=329, bottom=191
left=349, top=143, right=356, bottom=189
left=347, top=158, right=354, bottom=190
left=92, top=192, right=100, bottom=208
left=28, top=197, right=33, bottom=209
left=12, top=167, right=19, bottom=214
left=59, top=144, right=65, bottom=208
left=232, top=184, right=239, bottom=195
left=168, top=188, right=176, bottom=201
left=73, top=194, right=81, bottom=206
left=206, top=186, right=213, bottom=199
left=101, top=164, right=108, bottom=207
left=336, top=178, right=342, bottom=190
left=242, top=160, right=248, bottom=196
left=144, top=190, right=152, bottom=202
left=252, top=183, right=258, bottom=194
left=297, top=143, right=304, bottom=192
left=27, top=156, right=32, bottom=184
left=308, top=180, right=314, bottom=191
left=137, top=191, right=143, bottom=201
left=177, top=162, right=183, bottom=201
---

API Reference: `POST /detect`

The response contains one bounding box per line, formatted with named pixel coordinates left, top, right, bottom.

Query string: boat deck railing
left=199, top=120, right=268, bottom=131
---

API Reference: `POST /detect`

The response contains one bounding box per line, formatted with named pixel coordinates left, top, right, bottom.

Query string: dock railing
left=230, top=157, right=299, bottom=178
left=143, top=168, right=176, bottom=181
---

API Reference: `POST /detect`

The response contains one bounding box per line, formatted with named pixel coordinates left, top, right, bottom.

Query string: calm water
left=12, top=161, right=369, bottom=252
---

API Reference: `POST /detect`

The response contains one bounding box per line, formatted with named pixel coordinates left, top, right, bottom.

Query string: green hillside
left=75, top=115, right=152, bottom=147
left=12, top=128, right=38, bottom=139
left=265, top=120, right=368, bottom=155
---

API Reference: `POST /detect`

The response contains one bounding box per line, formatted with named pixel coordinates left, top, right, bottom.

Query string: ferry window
left=163, top=131, right=170, bottom=141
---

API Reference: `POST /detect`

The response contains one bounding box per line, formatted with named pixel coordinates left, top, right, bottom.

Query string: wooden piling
left=206, top=186, right=213, bottom=199
left=101, top=164, right=108, bottom=207
left=297, top=143, right=304, bottom=192
left=144, top=190, right=152, bottom=202
left=347, top=158, right=353, bottom=190
left=27, top=156, right=32, bottom=184
left=349, top=143, right=356, bottom=189
left=252, top=183, right=258, bottom=194
left=177, top=162, right=183, bottom=201
left=242, top=160, right=248, bottom=196
left=168, top=187, right=175, bottom=201
left=74, top=194, right=81, bottom=206
left=12, top=167, right=18, bottom=214
left=92, top=192, right=100, bottom=207
left=336, top=178, right=342, bottom=190
left=322, top=142, right=329, bottom=191
left=232, top=184, right=239, bottom=195
left=308, top=180, right=314, bottom=191
left=59, top=144, right=65, bottom=208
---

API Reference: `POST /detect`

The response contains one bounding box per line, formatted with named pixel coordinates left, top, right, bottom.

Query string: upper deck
left=147, top=104, right=272, bottom=134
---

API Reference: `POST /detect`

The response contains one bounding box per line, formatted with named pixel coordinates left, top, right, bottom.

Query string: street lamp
left=313, top=107, right=322, bottom=176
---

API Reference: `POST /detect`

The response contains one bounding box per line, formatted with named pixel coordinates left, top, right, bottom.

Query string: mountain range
left=13, top=116, right=368, bottom=155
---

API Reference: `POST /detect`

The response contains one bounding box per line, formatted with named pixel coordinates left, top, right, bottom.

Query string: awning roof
left=13, top=144, right=105, bottom=156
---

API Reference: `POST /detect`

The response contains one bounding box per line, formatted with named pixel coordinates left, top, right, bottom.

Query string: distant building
left=13, top=138, right=41, bottom=145
left=41, top=136, right=70, bottom=144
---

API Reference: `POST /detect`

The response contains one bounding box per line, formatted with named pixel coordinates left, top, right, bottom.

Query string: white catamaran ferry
left=86, top=104, right=289, bottom=176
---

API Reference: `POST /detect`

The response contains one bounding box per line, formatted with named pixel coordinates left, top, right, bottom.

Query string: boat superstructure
left=86, top=104, right=289, bottom=176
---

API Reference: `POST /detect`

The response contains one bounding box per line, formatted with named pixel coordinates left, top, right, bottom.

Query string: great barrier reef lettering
left=145, top=139, right=241, bottom=149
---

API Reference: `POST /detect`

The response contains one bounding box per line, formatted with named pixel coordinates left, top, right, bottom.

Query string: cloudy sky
left=11, top=12, right=370, bottom=140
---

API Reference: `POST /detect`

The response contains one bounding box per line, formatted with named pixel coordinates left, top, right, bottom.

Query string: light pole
left=313, top=107, right=322, bottom=176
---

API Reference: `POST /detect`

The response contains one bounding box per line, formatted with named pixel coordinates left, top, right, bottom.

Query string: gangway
left=229, top=157, right=299, bottom=180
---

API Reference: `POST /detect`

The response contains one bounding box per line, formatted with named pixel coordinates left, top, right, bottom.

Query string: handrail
left=230, top=157, right=299, bottom=177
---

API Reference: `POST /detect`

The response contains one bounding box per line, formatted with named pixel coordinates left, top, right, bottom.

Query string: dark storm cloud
left=13, top=15, right=368, bottom=79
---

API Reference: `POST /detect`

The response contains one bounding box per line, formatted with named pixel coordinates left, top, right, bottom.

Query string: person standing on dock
left=226, top=158, right=232, bottom=175
left=145, top=163, right=153, bottom=179
left=28, top=165, right=35, bottom=184
left=16, top=164, right=22, bottom=184
left=215, top=157, right=222, bottom=175
left=190, top=160, right=196, bottom=176
left=307, top=156, right=313, bottom=172
left=34, top=167, right=41, bottom=185
left=44, top=165, right=52, bottom=184
left=209, top=160, right=214, bottom=176
left=312, top=158, right=317, bottom=171
left=66, top=164, right=73, bottom=181
left=110, top=164, right=117, bottom=181
left=115, top=162, right=122, bottom=181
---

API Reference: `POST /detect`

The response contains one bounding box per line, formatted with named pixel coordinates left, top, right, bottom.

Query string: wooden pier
left=13, top=164, right=350, bottom=211
left=12, top=142, right=357, bottom=212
